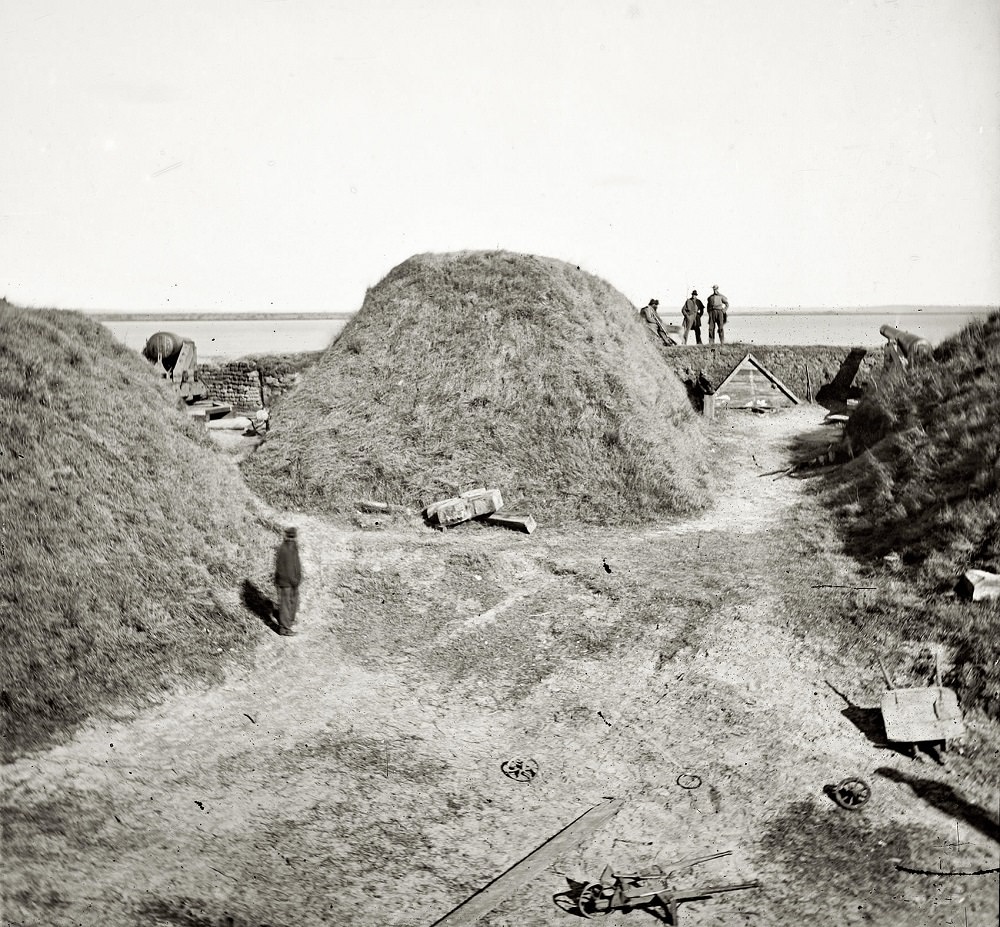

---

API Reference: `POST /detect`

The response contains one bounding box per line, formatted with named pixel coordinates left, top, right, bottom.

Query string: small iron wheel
left=831, top=776, right=871, bottom=810
left=500, top=758, right=539, bottom=782
left=676, top=773, right=702, bottom=790
left=577, top=882, right=615, bottom=919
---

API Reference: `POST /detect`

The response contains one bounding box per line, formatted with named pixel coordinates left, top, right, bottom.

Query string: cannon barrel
left=879, top=325, right=932, bottom=361
left=142, top=331, right=186, bottom=371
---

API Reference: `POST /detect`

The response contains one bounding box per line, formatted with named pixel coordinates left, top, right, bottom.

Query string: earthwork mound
left=243, top=251, right=714, bottom=524
left=0, top=302, right=270, bottom=757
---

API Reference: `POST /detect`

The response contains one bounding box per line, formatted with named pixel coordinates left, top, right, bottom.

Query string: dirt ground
left=3, top=407, right=998, bottom=927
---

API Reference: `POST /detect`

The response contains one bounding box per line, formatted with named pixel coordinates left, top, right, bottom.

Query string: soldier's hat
left=649, top=298, right=659, bottom=306
left=284, top=526, right=298, bottom=538
left=691, top=290, right=698, bottom=296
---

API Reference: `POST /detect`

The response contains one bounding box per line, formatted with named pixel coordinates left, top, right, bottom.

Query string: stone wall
left=660, top=344, right=885, bottom=412
left=199, top=353, right=319, bottom=412
left=199, top=361, right=263, bottom=413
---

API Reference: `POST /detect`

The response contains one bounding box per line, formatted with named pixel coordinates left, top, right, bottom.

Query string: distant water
left=97, top=309, right=992, bottom=358
left=101, top=318, right=350, bottom=358
left=723, top=309, right=991, bottom=347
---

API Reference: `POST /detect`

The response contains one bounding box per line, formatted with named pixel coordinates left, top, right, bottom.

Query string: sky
left=2, top=0, right=998, bottom=313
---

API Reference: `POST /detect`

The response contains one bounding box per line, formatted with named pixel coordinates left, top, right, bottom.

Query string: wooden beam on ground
left=429, top=798, right=625, bottom=927
left=484, top=511, right=537, bottom=534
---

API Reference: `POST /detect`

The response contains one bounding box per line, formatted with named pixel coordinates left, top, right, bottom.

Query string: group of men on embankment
left=640, top=285, right=730, bottom=346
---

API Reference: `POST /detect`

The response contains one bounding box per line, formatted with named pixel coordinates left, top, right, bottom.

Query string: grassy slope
left=821, top=310, right=1000, bottom=714
left=243, top=251, right=713, bottom=524
left=0, top=302, right=272, bottom=758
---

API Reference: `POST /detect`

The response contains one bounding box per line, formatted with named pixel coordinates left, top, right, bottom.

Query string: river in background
left=97, top=308, right=993, bottom=358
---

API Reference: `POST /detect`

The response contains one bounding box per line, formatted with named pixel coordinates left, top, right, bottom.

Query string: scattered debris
left=244, top=408, right=269, bottom=435
left=957, top=568, right=1000, bottom=602
left=429, top=798, right=624, bottom=926
left=426, top=488, right=503, bottom=527
left=827, top=777, right=871, bottom=811
left=500, top=758, right=539, bottom=782
left=575, top=850, right=760, bottom=922
left=423, top=487, right=539, bottom=533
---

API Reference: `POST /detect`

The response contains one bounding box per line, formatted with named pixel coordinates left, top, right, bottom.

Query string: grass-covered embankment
left=243, top=251, right=714, bottom=524
left=820, top=310, right=1000, bottom=715
left=0, top=302, right=271, bottom=758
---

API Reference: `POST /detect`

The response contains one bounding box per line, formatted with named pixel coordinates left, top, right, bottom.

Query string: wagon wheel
left=676, top=773, right=702, bottom=790
left=500, top=758, right=539, bottom=782
left=831, top=777, right=871, bottom=810
left=577, top=882, right=615, bottom=919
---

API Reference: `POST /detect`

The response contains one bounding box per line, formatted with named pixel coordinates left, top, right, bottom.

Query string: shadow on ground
left=824, top=682, right=932, bottom=761
left=875, top=767, right=1000, bottom=845
left=240, top=579, right=279, bottom=635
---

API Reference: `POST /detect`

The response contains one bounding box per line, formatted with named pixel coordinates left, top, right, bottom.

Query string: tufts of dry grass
left=815, top=310, right=1000, bottom=716
left=0, top=301, right=272, bottom=758
left=242, top=251, right=715, bottom=525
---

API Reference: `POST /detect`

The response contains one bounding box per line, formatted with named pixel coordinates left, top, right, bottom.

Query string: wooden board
left=427, top=489, right=503, bottom=526
left=881, top=687, right=965, bottom=743
left=484, top=512, right=537, bottom=534
left=721, top=364, right=797, bottom=409
left=429, top=798, right=625, bottom=926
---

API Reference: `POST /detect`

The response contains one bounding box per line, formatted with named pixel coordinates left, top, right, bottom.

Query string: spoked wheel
left=831, top=776, right=871, bottom=810
left=577, top=882, right=615, bottom=919
left=500, top=758, right=539, bottom=782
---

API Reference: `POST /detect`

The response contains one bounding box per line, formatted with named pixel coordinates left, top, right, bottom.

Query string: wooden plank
left=430, top=798, right=624, bottom=927
left=484, top=512, right=537, bottom=534
left=427, top=490, right=503, bottom=526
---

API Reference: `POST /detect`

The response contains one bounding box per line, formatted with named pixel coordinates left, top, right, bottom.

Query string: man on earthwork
left=681, top=290, right=704, bottom=344
left=706, top=285, right=729, bottom=344
left=274, top=526, right=302, bottom=637
left=639, top=298, right=673, bottom=347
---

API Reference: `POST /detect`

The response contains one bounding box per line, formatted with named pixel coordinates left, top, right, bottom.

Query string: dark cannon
left=142, top=331, right=208, bottom=402
left=879, top=325, right=933, bottom=372
left=142, top=331, right=185, bottom=372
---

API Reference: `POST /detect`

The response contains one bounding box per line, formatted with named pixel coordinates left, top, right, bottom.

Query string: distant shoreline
left=84, top=311, right=354, bottom=322
left=82, top=306, right=994, bottom=321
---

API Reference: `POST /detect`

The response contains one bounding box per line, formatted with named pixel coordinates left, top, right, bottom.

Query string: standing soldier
left=706, top=285, right=730, bottom=344
left=681, top=290, right=704, bottom=344
left=274, top=526, right=302, bottom=637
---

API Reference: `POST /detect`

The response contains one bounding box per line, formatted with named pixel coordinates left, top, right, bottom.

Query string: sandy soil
left=3, top=407, right=998, bottom=927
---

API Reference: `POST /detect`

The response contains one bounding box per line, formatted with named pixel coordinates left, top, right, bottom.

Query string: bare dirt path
left=4, top=408, right=998, bottom=927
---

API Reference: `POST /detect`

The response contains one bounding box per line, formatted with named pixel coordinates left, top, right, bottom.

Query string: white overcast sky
left=2, top=0, right=998, bottom=312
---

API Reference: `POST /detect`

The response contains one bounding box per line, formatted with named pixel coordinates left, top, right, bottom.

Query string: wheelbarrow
left=576, top=850, right=760, bottom=923
left=877, top=649, right=964, bottom=754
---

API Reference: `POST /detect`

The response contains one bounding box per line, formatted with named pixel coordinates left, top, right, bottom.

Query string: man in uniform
left=274, top=526, right=302, bottom=637
left=706, top=285, right=730, bottom=344
left=680, top=290, right=704, bottom=344
left=639, top=298, right=673, bottom=347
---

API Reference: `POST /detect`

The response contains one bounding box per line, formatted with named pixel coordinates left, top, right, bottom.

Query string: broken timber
left=483, top=511, right=537, bottom=534
left=429, top=798, right=625, bottom=927
left=426, top=488, right=503, bottom=527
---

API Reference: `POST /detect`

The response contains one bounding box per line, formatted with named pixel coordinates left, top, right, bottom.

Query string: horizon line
left=78, top=304, right=998, bottom=322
